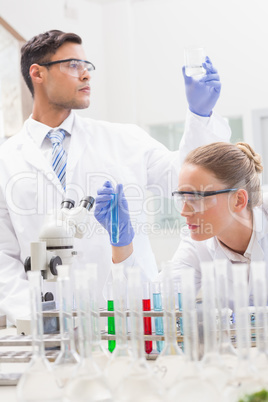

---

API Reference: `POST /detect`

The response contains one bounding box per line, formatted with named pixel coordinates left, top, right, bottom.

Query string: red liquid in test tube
left=142, top=282, right=152, bottom=354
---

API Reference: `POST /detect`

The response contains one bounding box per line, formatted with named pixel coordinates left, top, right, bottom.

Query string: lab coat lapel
left=21, top=133, right=65, bottom=197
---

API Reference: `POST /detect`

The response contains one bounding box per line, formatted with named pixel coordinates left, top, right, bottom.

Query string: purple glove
left=183, top=56, right=221, bottom=117
left=94, top=181, right=134, bottom=247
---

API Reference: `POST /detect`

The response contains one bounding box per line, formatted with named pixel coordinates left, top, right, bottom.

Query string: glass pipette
left=168, top=268, right=220, bottom=402
left=214, top=259, right=237, bottom=372
left=115, top=266, right=164, bottom=401
left=105, top=263, right=132, bottom=391
left=53, top=265, right=80, bottom=389
left=87, top=263, right=110, bottom=370
left=17, top=271, right=62, bottom=402
left=154, top=261, right=184, bottom=390
left=251, top=261, right=268, bottom=380
left=223, top=263, right=263, bottom=402
left=200, top=261, right=230, bottom=392
left=64, top=268, right=113, bottom=402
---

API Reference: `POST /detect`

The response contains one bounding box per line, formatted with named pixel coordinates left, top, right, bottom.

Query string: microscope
left=17, top=196, right=95, bottom=335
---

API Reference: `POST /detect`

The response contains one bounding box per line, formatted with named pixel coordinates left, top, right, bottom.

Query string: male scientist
left=0, top=30, right=230, bottom=324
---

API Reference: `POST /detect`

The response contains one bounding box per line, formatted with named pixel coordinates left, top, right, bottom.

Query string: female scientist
left=94, top=141, right=268, bottom=303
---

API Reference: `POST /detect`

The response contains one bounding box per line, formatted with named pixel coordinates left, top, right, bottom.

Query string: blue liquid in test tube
left=178, top=292, right=183, bottom=336
left=153, top=292, right=165, bottom=353
left=111, top=193, right=119, bottom=244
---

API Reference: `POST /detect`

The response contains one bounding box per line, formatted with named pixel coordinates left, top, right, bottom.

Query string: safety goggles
left=39, top=58, right=95, bottom=78
left=172, top=189, right=238, bottom=213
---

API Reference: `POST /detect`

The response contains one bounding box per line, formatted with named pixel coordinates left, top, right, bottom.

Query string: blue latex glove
left=94, top=181, right=134, bottom=247
left=183, top=56, right=221, bottom=117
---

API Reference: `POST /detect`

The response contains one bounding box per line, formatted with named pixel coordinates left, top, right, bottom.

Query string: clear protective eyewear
left=39, top=58, right=95, bottom=78
left=172, top=188, right=238, bottom=213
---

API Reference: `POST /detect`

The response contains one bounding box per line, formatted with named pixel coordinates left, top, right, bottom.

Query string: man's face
left=39, top=42, right=92, bottom=110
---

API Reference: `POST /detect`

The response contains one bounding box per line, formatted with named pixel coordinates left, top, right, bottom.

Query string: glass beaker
left=184, top=46, right=206, bottom=77
left=53, top=265, right=80, bottom=389
left=115, top=266, right=164, bottom=401
left=64, top=268, right=113, bottom=402
left=17, top=271, right=62, bottom=402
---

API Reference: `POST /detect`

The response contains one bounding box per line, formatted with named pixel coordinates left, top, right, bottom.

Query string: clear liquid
left=168, top=377, right=220, bottom=402
left=64, top=374, right=113, bottom=402
left=153, top=293, right=164, bottom=353
left=185, top=65, right=206, bottom=78
left=105, top=355, right=132, bottom=390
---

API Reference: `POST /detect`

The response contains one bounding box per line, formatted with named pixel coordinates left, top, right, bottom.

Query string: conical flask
left=105, top=263, right=132, bottom=391
left=53, top=265, right=80, bottom=389
left=200, top=261, right=230, bottom=392
left=115, top=266, right=164, bottom=402
left=17, top=271, right=62, bottom=402
left=64, top=268, right=113, bottom=402
left=223, top=263, right=263, bottom=402
left=154, top=261, right=184, bottom=390
left=87, top=263, right=110, bottom=370
left=168, top=267, right=220, bottom=402
left=251, top=261, right=268, bottom=380
left=214, top=259, right=237, bottom=372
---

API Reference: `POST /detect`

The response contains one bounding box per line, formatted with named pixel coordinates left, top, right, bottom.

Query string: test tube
left=111, top=192, right=119, bottom=244
left=152, top=281, right=164, bottom=353
left=142, top=281, right=153, bottom=354
left=107, top=281, right=116, bottom=353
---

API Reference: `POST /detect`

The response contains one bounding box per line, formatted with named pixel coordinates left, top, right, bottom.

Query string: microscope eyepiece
left=79, top=196, right=95, bottom=211
left=61, top=198, right=75, bottom=209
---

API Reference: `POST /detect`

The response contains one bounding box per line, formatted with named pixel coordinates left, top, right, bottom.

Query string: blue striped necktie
left=47, top=128, right=67, bottom=191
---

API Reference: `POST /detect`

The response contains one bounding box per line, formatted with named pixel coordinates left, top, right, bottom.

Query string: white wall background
left=1, top=0, right=268, bottom=264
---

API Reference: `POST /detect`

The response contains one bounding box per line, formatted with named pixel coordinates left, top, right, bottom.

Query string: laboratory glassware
left=223, top=263, right=263, bottom=402
left=64, top=268, right=113, bottom=402
left=214, top=259, right=238, bottom=372
left=167, top=268, right=220, bottom=402
left=17, top=271, right=62, bottom=402
left=142, top=281, right=152, bottom=354
left=87, top=263, right=110, bottom=370
left=200, top=261, right=230, bottom=392
left=53, top=265, right=80, bottom=389
left=115, top=266, right=164, bottom=402
left=184, top=46, right=206, bottom=77
left=105, top=263, right=132, bottom=391
left=152, top=281, right=164, bottom=354
left=111, top=192, right=119, bottom=244
left=251, top=261, right=268, bottom=380
left=154, top=261, right=184, bottom=390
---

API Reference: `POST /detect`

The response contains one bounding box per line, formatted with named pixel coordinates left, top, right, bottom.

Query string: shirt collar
left=27, top=110, right=74, bottom=147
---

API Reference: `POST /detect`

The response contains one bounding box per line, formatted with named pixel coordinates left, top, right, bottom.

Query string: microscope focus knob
left=24, top=256, right=31, bottom=273
left=50, top=256, right=62, bottom=276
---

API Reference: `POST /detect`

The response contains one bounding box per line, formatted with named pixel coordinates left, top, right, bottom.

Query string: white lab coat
left=171, top=196, right=268, bottom=308
left=0, top=110, right=230, bottom=324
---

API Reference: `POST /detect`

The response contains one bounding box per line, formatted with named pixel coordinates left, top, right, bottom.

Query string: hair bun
left=236, top=142, right=263, bottom=173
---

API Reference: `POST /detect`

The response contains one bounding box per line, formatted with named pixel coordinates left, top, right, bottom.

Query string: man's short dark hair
left=21, top=30, right=82, bottom=96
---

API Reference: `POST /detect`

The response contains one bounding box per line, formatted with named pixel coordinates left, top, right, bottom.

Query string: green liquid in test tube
left=108, top=300, right=116, bottom=352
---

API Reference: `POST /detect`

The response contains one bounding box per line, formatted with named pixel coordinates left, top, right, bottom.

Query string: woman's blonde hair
left=184, top=142, right=263, bottom=209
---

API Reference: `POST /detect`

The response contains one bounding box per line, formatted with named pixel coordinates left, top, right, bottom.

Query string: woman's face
left=177, top=164, right=237, bottom=241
